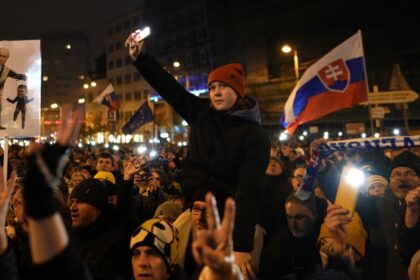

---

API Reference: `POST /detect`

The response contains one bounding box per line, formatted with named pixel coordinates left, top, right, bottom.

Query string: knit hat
left=130, top=219, right=177, bottom=269
left=208, top=63, right=246, bottom=97
left=388, top=151, right=420, bottom=176
left=70, top=178, right=108, bottom=211
left=101, top=180, right=118, bottom=197
left=361, top=175, right=388, bottom=195
left=94, top=171, right=116, bottom=184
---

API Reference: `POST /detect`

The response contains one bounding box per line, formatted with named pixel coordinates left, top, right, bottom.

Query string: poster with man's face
left=0, top=40, right=41, bottom=138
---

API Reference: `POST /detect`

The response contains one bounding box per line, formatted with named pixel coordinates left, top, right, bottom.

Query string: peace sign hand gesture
left=192, top=193, right=242, bottom=280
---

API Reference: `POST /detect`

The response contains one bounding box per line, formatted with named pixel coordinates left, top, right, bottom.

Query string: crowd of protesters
left=0, top=125, right=418, bottom=280
left=0, top=28, right=418, bottom=280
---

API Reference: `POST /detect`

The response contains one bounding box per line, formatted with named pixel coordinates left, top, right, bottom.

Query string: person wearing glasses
left=171, top=187, right=210, bottom=279
left=351, top=151, right=420, bottom=280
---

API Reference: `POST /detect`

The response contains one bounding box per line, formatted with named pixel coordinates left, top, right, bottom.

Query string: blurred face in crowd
left=209, top=82, right=238, bottom=111
left=11, top=187, right=25, bottom=224
left=73, top=151, right=85, bottom=162
left=265, top=158, right=283, bottom=176
left=67, top=165, right=79, bottom=178
left=281, top=144, right=292, bottom=157
left=191, top=201, right=208, bottom=235
left=291, top=167, right=306, bottom=191
left=389, top=167, right=420, bottom=199
left=285, top=201, right=316, bottom=238
left=367, top=182, right=387, bottom=198
left=166, top=151, right=176, bottom=161
left=86, top=157, right=96, bottom=168
left=112, top=154, right=121, bottom=171
left=71, top=173, right=86, bottom=188
left=149, top=171, right=161, bottom=189
left=131, top=245, right=169, bottom=280
left=0, top=48, right=9, bottom=66
left=270, top=147, right=279, bottom=157
left=96, top=157, right=113, bottom=172
left=168, top=161, right=176, bottom=170
left=69, top=199, right=101, bottom=228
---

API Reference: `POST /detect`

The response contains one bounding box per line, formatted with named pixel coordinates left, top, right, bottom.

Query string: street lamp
left=172, top=61, right=190, bottom=90
left=281, top=44, right=300, bottom=83
left=82, top=77, right=97, bottom=89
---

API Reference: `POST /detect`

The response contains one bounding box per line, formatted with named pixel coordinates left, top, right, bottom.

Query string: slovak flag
left=93, top=84, right=120, bottom=112
left=282, top=31, right=368, bottom=134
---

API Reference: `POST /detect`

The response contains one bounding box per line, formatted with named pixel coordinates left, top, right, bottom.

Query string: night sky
left=1, top=0, right=142, bottom=65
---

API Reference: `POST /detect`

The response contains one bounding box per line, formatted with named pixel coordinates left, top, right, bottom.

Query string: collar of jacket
left=210, top=96, right=262, bottom=123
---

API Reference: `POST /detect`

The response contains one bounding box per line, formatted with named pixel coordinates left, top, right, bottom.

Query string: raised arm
left=6, top=97, right=17, bottom=104
left=125, top=30, right=205, bottom=123
left=7, top=69, right=26, bottom=81
left=0, top=168, right=19, bottom=280
left=193, top=193, right=243, bottom=280
left=22, top=105, right=91, bottom=279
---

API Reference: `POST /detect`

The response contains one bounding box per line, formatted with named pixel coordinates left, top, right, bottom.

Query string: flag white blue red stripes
left=122, top=101, right=154, bottom=134
left=93, top=84, right=120, bottom=112
left=282, top=31, right=368, bottom=134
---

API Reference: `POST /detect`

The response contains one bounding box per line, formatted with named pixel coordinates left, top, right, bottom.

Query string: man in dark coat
left=263, top=156, right=293, bottom=236
left=126, top=30, right=271, bottom=279
left=260, top=194, right=322, bottom=279
left=318, top=150, right=420, bottom=280
left=70, top=178, right=131, bottom=279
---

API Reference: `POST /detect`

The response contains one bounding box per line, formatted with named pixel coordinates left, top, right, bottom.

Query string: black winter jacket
left=72, top=207, right=131, bottom=279
left=134, top=53, right=271, bottom=252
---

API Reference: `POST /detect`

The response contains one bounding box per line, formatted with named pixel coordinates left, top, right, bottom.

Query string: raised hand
left=324, top=203, right=352, bottom=253
left=0, top=168, right=16, bottom=255
left=234, top=251, right=257, bottom=280
left=406, top=186, right=420, bottom=213
left=123, top=160, right=141, bottom=181
left=56, top=104, right=81, bottom=147
left=24, top=105, right=80, bottom=219
left=192, top=193, right=238, bottom=279
left=124, top=30, right=145, bottom=61
left=405, top=186, right=420, bottom=228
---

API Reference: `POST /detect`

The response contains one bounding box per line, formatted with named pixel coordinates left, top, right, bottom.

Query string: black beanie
left=71, top=178, right=108, bottom=210
left=388, top=151, right=420, bottom=176
left=101, top=180, right=118, bottom=196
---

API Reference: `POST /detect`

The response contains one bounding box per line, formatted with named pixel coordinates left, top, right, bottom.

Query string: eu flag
left=122, top=102, right=154, bottom=134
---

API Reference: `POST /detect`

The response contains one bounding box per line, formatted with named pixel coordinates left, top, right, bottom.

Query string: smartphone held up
left=335, top=165, right=365, bottom=217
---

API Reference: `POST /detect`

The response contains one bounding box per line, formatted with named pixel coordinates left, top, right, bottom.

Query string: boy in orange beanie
left=126, top=29, right=270, bottom=279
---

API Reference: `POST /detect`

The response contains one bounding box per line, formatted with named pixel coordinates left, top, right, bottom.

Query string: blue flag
left=122, top=102, right=154, bottom=134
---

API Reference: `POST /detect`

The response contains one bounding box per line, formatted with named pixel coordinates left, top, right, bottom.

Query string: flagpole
left=358, top=30, right=373, bottom=136
left=153, top=99, right=157, bottom=151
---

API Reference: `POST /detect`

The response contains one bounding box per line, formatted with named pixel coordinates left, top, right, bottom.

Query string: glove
left=23, top=143, right=71, bottom=219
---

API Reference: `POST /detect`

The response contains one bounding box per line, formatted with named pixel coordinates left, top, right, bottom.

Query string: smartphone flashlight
left=335, top=166, right=365, bottom=217
left=134, top=27, right=151, bottom=43
left=345, top=168, right=365, bottom=188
